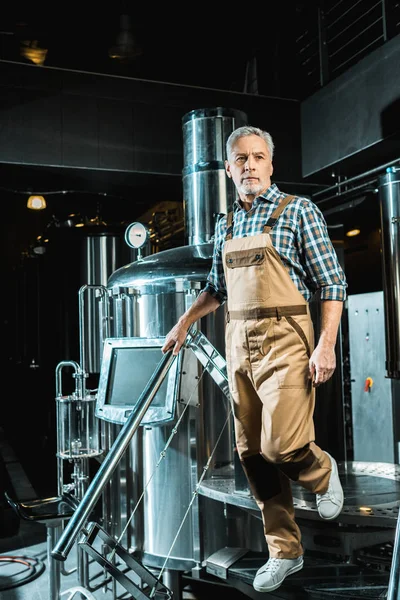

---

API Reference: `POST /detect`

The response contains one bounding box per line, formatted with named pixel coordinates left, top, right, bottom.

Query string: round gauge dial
left=124, top=222, right=149, bottom=249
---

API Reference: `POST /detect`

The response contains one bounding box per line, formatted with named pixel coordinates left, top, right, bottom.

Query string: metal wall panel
left=301, top=34, right=400, bottom=177
left=62, top=94, right=100, bottom=168
left=0, top=60, right=302, bottom=183
left=348, top=291, right=395, bottom=462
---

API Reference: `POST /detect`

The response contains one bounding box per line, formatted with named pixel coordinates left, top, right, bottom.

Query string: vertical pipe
left=317, top=0, right=329, bottom=87
left=378, top=168, right=400, bottom=379
left=80, top=232, right=128, bottom=374
left=47, top=524, right=62, bottom=600
left=382, top=0, right=388, bottom=42
left=182, top=107, right=247, bottom=246
left=387, top=510, right=400, bottom=599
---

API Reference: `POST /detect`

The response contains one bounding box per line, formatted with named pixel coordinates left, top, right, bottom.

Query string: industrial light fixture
left=27, top=195, right=47, bottom=210
left=346, top=228, right=361, bottom=237
left=74, top=215, right=85, bottom=228
left=108, top=14, right=141, bottom=62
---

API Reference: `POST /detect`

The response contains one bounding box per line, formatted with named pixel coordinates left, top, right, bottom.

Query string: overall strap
left=225, top=211, right=234, bottom=240
left=263, top=195, right=295, bottom=234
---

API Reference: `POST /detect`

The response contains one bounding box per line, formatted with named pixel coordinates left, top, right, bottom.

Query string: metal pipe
left=78, top=284, right=109, bottom=376
left=312, top=157, right=400, bottom=199
left=47, top=524, right=62, bottom=600
left=317, top=4, right=329, bottom=87
left=315, top=180, right=378, bottom=207
left=382, top=0, right=388, bottom=42
left=377, top=170, right=400, bottom=379
left=55, top=361, right=81, bottom=397
left=51, top=349, right=177, bottom=561
left=387, top=506, right=400, bottom=598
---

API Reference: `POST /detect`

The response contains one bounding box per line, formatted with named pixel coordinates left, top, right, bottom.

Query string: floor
left=1, top=426, right=394, bottom=599
left=0, top=427, right=249, bottom=600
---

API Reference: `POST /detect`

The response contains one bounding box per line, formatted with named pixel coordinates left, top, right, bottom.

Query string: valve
left=364, top=377, right=374, bottom=392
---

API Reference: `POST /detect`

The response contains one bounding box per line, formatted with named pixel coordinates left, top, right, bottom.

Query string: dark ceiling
left=0, top=3, right=301, bottom=95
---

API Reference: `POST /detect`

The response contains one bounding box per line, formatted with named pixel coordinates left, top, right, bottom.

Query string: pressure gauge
left=124, top=222, right=149, bottom=249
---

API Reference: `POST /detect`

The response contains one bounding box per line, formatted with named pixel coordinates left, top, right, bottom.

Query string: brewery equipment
left=378, top=167, right=400, bottom=379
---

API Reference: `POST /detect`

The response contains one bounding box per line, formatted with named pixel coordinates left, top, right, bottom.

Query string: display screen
left=106, top=347, right=168, bottom=408
left=95, top=338, right=179, bottom=426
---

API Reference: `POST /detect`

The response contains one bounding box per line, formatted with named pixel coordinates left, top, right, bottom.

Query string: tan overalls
left=223, top=195, right=331, bottom=558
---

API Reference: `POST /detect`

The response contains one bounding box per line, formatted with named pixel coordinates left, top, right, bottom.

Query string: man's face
left=225, top=134, right=273, bottom=199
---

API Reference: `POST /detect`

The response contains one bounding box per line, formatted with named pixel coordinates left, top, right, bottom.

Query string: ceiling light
left=346, top=228, right=361, bottom=237
left=108, top=14, right=141, bottom=62
left=20, top=40, right=48, bottom=66
left=27, top=195, right=47, bottom=210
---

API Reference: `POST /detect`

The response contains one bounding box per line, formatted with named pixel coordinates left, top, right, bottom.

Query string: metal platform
left=199, top=461, right=400, bottom=528
left=203, top=549, right=390, bottom=599
left=196, top=461, right=397, bottom=598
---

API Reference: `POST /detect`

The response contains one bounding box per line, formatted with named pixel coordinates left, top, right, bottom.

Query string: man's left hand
left=308, top=341, right=336, bottom=387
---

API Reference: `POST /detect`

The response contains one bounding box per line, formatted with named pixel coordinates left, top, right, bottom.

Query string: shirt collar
left=233, top=183, right=281, bottom=211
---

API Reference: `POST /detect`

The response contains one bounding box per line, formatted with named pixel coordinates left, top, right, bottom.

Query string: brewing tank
left=81, top=230, right=132, bottom=373
left=378, top=168, right=400, bottom=379
left=103, top=106, right=254, bottom=569
left=108, top=243, right=213, bottom=337
left=107, top=244, right=218, bottom=569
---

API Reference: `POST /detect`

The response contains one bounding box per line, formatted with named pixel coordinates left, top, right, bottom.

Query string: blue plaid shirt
left=204, top=183, right=347, bottom=304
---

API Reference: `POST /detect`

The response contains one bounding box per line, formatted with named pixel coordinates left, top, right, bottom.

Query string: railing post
left=387, top=508, right=400, bottom=599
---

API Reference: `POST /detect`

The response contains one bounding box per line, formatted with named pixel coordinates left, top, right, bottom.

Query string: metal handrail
left=312, top=157, right=400, bottom=199
left=387, top=506, right=400, bottom=599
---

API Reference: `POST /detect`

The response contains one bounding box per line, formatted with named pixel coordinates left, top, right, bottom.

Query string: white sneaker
left=253, top=556, right=304, bottom=592
left=316, top=452, right=344, bottom=520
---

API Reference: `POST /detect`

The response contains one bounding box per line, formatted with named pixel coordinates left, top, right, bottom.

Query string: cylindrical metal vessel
left=182, top=107, right=247, bottom=246
left=107, top=245, right=217, bottom=569
left=81, top=230, right=132, bottom=373
left=378, top=168, right=400, bottom=379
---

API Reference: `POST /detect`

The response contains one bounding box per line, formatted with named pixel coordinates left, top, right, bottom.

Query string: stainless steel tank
left=182, top=107, right=247, bottom=245
left=102, top=107, right=258, bottom=570
left=80, top=230, right=133, bottom=373
left=378, top=168, right=400, bottom=379
left=108, top=244, right=216, bottom=570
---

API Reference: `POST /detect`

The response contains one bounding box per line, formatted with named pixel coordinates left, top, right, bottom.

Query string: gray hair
left=226, top=126, right=275, bottom=160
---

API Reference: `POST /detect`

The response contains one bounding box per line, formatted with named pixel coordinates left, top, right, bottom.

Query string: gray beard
left=239, top=181, right=263, bottom=197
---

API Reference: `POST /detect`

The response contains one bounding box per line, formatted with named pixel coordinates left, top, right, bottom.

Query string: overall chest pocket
left=225, top=248, right=270, bottom=304
left=225, top=248, right=266, bottom=268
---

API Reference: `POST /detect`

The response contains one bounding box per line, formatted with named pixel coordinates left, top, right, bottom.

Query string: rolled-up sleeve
left=299, top=203, right=348, bottom=302
left=203, top=218, right=227, bottom=304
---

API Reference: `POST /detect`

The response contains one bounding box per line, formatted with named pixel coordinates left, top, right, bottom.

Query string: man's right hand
left=161, top=291, right=219, bottom=356
left=161, top=321, right=190, bottom=356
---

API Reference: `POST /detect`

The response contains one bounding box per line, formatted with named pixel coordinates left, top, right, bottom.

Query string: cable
left=0, top=554, right=46, bottom=591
